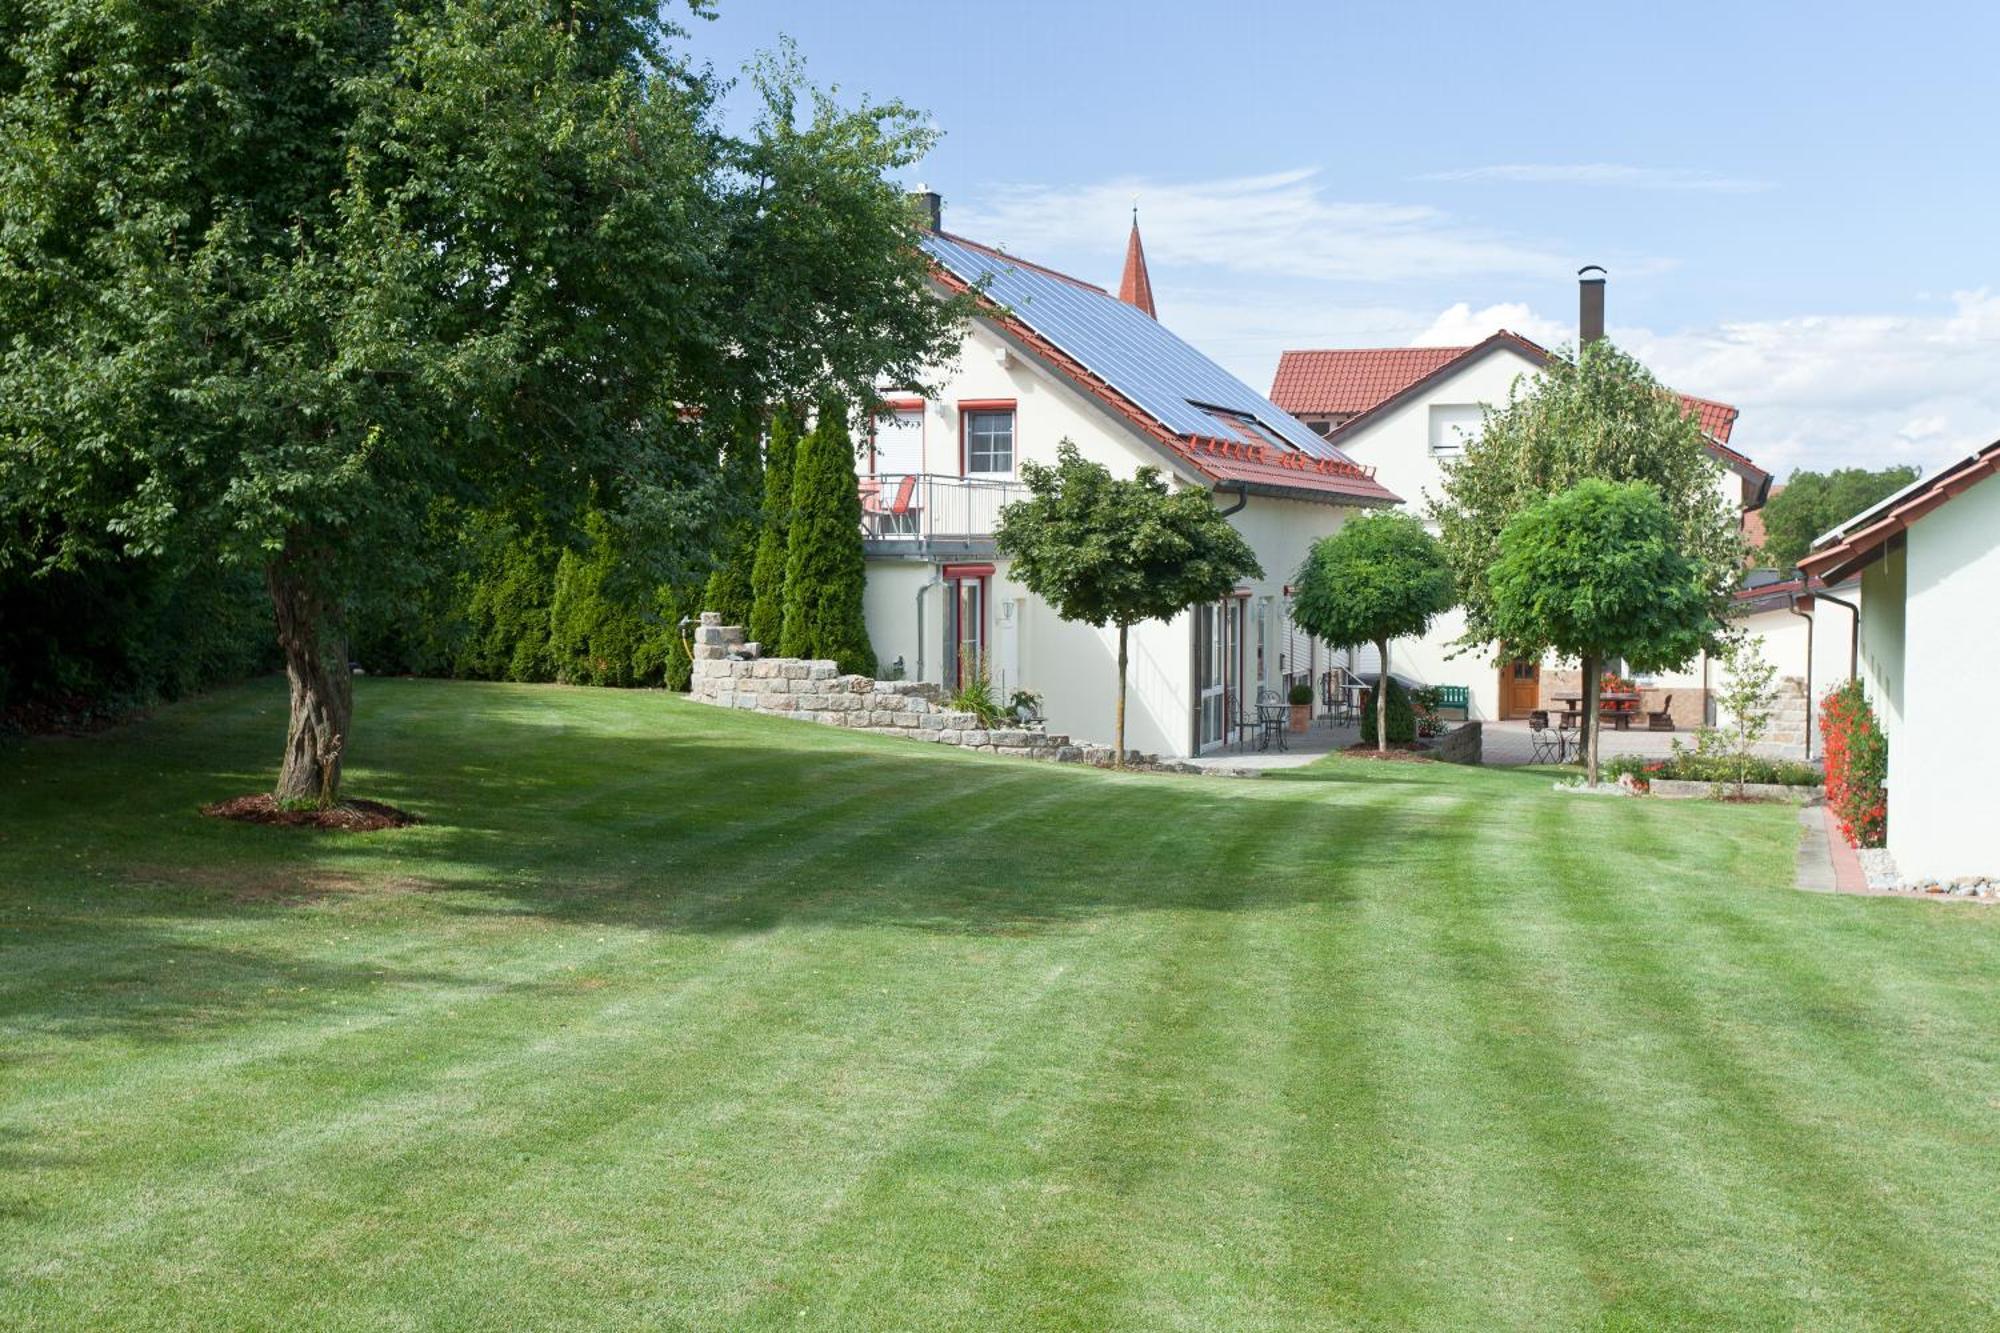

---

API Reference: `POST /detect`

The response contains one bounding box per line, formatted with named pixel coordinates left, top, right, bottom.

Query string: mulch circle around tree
left=201, top=795, right=419, bottom=831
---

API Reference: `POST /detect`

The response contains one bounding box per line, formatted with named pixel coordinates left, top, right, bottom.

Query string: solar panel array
left=923, top=233, right=1356, bottom=464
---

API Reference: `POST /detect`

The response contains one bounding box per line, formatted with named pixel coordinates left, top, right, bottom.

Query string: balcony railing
left=859, top=472, right=1026, bottom=550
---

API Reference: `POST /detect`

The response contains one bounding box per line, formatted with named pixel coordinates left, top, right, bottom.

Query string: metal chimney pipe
left=1578, top=265, right=1607, bottom=345
left=911, top=188, right=942, bottom=232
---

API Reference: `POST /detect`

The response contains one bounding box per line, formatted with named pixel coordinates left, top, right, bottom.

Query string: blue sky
left=691, top=1, right=2000, bottom=477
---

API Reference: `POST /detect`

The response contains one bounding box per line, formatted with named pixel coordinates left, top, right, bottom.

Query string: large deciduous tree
left=1290, top=512, right=1454, bottom=753
left=996, top=443, right=1262, bottom=764
left=1757, top=466, right=1919, bottom=571
left=778, top=401, right=873, bottom=676
left=1489, top=480, right=1712, bottom=784
left=0, top=4, right=965, bottom=805
left=1429, top=341, right=1745, bottom=659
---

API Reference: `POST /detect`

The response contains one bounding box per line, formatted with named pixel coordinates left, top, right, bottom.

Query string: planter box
left=1648, top=778, right=1824, bottom=804
left=1289, top=703, right=1310, bottom=733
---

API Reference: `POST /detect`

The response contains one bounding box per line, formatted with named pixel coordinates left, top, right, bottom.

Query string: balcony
left=859, top=472, right=1026, bottom=558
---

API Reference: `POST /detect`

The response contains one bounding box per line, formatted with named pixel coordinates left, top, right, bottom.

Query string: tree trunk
left=1581, top=652, right=1601, bottom=787
left=1376, top=637, right=1390, bottom=753
left=1114, top=622, right=1128, bottom=769
left=267, top=544, right=352, bottom=806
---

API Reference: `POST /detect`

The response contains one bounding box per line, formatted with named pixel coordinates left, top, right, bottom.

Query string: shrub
left=1821, top=679, right=1887, bottom=847
left=1410, top=685, right=1444, bottom=737
left=950, top=665, right=1006, bottom=728
left=1604, top=749, right=1822, bottom=789
left=1361, top=678, right=1417, bottom=744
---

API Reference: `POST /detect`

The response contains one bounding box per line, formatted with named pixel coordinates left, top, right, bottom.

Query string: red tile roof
left=1117, top=215, right=1156, bottom=319
left=1270, top=335, right=1764, bottom=488
left=1270, top=346, right=1472, bottom=417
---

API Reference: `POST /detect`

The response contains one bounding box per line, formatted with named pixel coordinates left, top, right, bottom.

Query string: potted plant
left=1287, top=681, right=1314, bottom=732
left=1008, top=688, right=1045, bottom=727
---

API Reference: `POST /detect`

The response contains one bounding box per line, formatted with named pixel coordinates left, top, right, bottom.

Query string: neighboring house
left=1726, top=573, right=1861, bottom=759
left=858, top=200, right=1398, bottom=758
left=1268, top=284, right=1776, bottom=726
left=1800, top=437, right=2000, bottom=880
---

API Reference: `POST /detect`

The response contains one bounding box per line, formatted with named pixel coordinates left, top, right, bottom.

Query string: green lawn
left=3, top=679, right=1997, bottom=1330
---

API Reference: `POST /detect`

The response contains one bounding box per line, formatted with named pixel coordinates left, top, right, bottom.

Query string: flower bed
left=1820, top=679, right=1887, bottom=848
left=1605, top=751, right=1822, bottom=795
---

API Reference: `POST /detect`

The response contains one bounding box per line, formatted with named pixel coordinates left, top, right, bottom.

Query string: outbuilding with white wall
left=1800, top=437, right=2000, bottom=881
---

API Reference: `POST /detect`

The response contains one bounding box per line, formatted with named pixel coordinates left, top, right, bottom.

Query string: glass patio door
left=1196, top=599, right=1243, bottom=752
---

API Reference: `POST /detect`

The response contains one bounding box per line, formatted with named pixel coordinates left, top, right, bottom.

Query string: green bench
left=1433, top=685, right=1470, bottom=720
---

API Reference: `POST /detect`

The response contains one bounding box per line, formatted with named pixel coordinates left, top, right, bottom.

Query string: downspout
left=1787, top=590, right=1815, bottom=760
left=1213, top=480, right=1249, bottom=518
left=915, top=571, right=941, bottom=684
left=1814, top=588, right=1862, bottom=682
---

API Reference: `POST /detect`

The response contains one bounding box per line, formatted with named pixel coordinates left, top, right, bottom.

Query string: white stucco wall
left=861, top=315, right=1360, bottom=758
left=1880, top=478, right=1999, bottom=879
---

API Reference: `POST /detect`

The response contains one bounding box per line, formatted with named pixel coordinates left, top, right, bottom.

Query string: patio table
left=1553, top=691, right=1641, bottom=731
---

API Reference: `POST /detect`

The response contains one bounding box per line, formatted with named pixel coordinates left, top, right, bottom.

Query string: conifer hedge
left=778, top=400, right=875, bottom=675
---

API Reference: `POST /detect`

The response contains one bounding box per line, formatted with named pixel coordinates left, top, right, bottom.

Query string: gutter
left=1213, top=480, right=1249, bottom=518
left=1787, top=590, right=1815, bottom=760
left=1814, top=588, right=1862, bottom=683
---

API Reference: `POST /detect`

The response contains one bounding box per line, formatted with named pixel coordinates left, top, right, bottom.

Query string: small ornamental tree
left=1430, top=341, right=1745, bottom=659
left=702, top=410, right=765, bottom=631
left=1821, top=678, right=1888, bottom=848
left=1489, top=479, right=1713, bottom=785
left=996, top=442, right=1262, bottom=764
left=1290, top=512, right=1454, bottom=752
left=779, top=401, right=874, bottom=675
left=748, top=407, right=802, bottom=648
left=1708, top=635, right=1780, bottom=798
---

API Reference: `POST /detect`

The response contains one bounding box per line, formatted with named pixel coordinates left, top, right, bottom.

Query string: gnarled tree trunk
left=267, top=541, right=352, bottom=806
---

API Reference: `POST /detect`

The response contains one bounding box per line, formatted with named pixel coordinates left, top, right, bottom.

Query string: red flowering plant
left=1820, top=679, right=1888, bottom=848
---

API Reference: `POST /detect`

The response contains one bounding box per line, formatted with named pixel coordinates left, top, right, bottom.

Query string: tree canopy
left=1489, top=479, right=1711, bottom=783
left=0, top=2, right=966, bottom=803
left=1289, top=511, right=1454, bottom=751
left=1757, top=466, right=1920, bottom=571
left=996, top=442, right=1261, bottom=761
left=1429, top=341, right=1744, bottom=659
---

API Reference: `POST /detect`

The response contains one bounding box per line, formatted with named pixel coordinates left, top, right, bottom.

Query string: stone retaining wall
left=689, top=613, right=1090, bottom=761
left=1431, top=721, right=1482, bottom=766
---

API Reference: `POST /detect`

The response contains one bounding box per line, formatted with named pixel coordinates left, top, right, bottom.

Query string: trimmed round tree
left=1428, top=341, right=1745, bottom=661
left=1489, top=479, right=1711, bottom=785
left=778, top=401, right=874, bottom=675
left=1289, top=511, right=1455, bottom=753
left=995, top=442, right=1262, bottom=764
left=747, top=406, right=801, bottom=648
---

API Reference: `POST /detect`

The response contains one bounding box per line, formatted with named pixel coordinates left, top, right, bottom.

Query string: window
left=963, top=408, right=1014, bottom=475
left=1428, top=403, right=1482, bottom=457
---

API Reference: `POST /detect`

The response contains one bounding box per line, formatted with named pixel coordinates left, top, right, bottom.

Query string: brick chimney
left=1579, top=265, right=1606, bottom=345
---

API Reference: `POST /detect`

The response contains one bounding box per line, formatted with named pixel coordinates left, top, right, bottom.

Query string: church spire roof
left=1117, top=208, right=1156, bottom=319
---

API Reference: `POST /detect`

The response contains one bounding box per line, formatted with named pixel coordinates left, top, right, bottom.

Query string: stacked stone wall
left=688, top=614, right=1086, bottom=762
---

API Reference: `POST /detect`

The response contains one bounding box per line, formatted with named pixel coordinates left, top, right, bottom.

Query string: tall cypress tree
left=778, top=400, right=875, bottom=675
left=746, top=406, right=800, bottom=646
left=702, top=408, right=764, bottom=629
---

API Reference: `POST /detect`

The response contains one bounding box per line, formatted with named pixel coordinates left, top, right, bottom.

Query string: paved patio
left=1186, top=719, right=1362, bottom=772
left=1480, top=719, right=1683, bottom=767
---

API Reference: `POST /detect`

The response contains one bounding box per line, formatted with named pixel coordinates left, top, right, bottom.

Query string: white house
left=857, top=200, right=1398, bottom=758
left=1800, top=438, right=2000, bottom=881
left=1268, top=278, right=1777, bottom=728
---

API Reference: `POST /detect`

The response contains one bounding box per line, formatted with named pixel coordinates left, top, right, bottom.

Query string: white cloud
left=1624, top=290, right=2000, bottom=477
left=1422, top=163, right=1771, bottom=193
left=951, top=168, right=1569, bottom=283
left=1412, top=302, right=1571, bottom=349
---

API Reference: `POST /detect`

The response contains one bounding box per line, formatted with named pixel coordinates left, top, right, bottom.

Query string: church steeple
left=1117, top=207, right=1156, bottom=319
